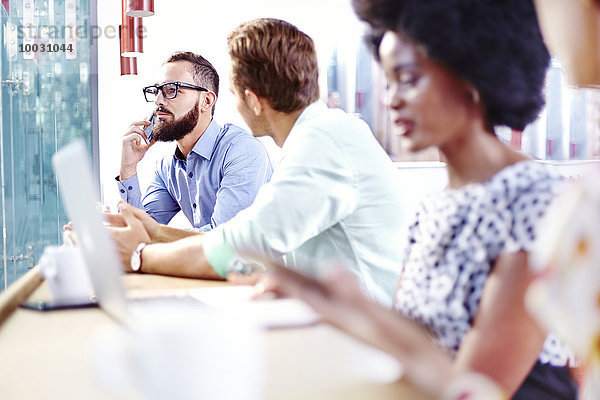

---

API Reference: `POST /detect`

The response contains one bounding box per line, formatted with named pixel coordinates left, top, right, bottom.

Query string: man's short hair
left=166, top=51, right=219, bottom=115
left=227, top=18, right=319, bottom=113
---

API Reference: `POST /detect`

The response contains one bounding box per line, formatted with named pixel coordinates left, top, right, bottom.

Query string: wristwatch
left=130, top=243, right=147, bottom=272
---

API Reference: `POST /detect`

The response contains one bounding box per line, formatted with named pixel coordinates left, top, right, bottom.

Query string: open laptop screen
left=52, top=139, right=129, bottom=322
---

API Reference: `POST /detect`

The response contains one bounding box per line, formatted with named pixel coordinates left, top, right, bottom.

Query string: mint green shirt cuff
left=202, top=229, right=235, bottom=279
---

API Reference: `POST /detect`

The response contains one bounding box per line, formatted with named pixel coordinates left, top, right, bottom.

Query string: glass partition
left=0, top=0, right=98, bottom=291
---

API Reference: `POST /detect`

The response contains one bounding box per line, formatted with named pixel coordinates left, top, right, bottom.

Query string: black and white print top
left=394, top=161, right=571, bottom=366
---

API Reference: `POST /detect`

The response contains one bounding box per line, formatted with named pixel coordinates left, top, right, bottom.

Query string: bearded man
left=116, top=51, right=273, bottom=232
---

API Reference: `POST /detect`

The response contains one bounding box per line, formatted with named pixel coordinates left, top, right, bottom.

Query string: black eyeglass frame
left=142, top=81, right=209, bottom=102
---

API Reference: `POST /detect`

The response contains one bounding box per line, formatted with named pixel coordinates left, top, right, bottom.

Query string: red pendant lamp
left=121, top=0, right=143, bottom=57
left=120, top=55, right=138, bottom=75
left=119, top=25, right=138, bottom=75
left=126, top=0, right=154, bottom=17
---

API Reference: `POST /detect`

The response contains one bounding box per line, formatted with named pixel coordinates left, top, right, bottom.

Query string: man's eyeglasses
left=143, top=81, right=208, bottom=102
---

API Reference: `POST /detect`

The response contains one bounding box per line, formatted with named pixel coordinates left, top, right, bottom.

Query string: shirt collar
left=292, top=100, right=326, bottom=128
left=283, top=101, right=326, bottom=151
left=173, top=119, right=221, bottom=161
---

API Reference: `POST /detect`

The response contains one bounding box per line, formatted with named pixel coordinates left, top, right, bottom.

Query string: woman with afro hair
left=257, top=0, right=579, bottom=398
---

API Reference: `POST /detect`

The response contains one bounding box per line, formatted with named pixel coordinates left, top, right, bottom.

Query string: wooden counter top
left=0, top=272, right=429, bottom=400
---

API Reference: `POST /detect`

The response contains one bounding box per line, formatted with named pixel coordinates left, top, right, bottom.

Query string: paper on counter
left=188, top=285, right=321, bottom=329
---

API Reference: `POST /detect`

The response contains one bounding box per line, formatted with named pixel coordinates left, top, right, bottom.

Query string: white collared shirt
left=208, top=101, right=407, bottom=306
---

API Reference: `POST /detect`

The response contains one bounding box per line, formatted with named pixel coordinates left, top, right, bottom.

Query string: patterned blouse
left=394, top=160, right=571, bottom=366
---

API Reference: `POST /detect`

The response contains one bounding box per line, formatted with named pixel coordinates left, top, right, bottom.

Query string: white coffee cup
left=91, top=300, right=265, bottom=400
left=39, top=245, right=93, bottom=303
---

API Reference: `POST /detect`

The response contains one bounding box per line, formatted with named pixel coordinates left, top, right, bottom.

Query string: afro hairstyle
left=352, top=0, right=551, bottom=131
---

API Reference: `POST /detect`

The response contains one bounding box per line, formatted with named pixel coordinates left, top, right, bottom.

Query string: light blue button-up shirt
left=118, top=120, right=273, bottom=232
left=207, top=102, right=407, bottom=306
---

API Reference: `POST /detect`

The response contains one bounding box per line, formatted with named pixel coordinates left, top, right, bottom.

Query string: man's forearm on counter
left=140, top=235, right=222, bottom=280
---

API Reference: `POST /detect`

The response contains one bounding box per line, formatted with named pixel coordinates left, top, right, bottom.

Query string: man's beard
left=153, top=101, right=199, bottom=142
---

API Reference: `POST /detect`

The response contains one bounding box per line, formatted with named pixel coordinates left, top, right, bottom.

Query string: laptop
left=50, top=139, right=319, bottom=328
left=51, top=139, right=134, bottom=322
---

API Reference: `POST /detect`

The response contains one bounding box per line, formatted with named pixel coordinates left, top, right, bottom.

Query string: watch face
left=130, top=243, right=145, bottom=272
left=130, top=243, right=147, bottom=272
left=130, top=252, right=141, bottom=272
